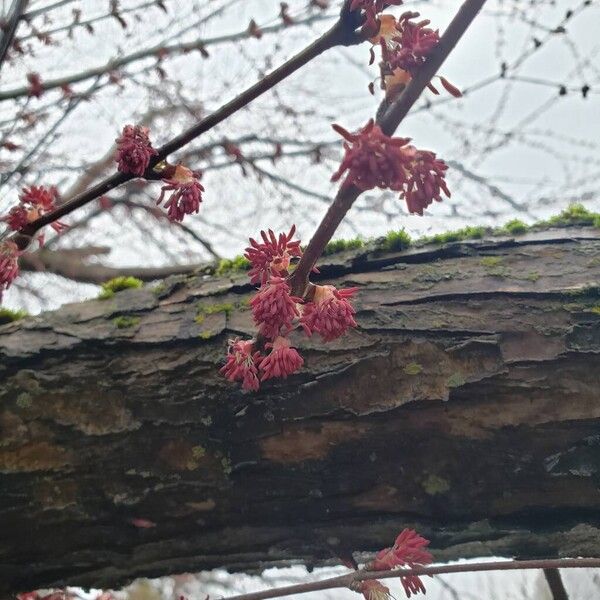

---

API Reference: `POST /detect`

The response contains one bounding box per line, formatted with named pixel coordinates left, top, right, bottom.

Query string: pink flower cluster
left=2, top=185, right=64, bottom=233
left=331, top=120, right=450, bottom=215
left=115, top=124, right=205, bottom=223
left=221, top=226, right=358, bottom=391
left=157, top=165, right=204, bottom=222
left=246, top=225, right=303, bottom=285
left=370, top=11, right=461, bottom=98
left=379, top=12, right=440, bottom=76
left=349, top=0, right=404, bottom=37
left=115, top=124, right=158, bottom=177
left=367, top=529, right=433, bottom=598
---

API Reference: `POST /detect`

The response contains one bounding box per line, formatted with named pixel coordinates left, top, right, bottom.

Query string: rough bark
left=1, top=227, right=600, bottom=594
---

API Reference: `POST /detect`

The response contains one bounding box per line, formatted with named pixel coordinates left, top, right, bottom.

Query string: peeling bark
left=1, top=227, right=600, bottom=594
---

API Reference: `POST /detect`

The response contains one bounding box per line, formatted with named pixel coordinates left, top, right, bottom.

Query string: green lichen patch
left=215, top=255, right=250, bottom=275
left=199, top=330, right=215, bottom=340
left=480, top=256, right=503, bottom=268
left=197, top=302, right=234, bottom=319
left=378, top=229, right=412, bottom=252
left=323, top=237, right=365, bottom=256
left=403, top=362, right=423, bottom=375
left=113, top=315, right=141, bottom=329
left=447, top=372, right=466, bottom=388
left=0, top=307, right=28, bottom=324
left=98, top=276, right=143, bottom=300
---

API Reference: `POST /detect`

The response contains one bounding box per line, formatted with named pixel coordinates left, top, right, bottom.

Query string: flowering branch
left=6, top=4, right=362, bottom=251
left=216, top=559, right=600, bottom=600
left=289, top=0, right=488, bottom=296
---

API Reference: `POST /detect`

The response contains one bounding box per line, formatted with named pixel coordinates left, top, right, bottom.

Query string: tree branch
left=19, top=247, right=210, bottom=284
left=8, top=7, right=362, bottom=250
left=544, top=568, right=570, bottom=600
left=0, top=12, right=333, bottom=103
left=290, top=0, right=489, bottom=295
left=219, top=559, right=597, bottom=600
left=0, top=0, right=28, bottom=72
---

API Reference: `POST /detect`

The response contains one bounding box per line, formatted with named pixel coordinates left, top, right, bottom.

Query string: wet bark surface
left=1, top=227, right=600, bottom=594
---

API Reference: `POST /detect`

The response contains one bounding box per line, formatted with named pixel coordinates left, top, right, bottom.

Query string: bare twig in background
left=544, top=568, right=570, bottom=600
left=0, top=0, right=28, bottom=72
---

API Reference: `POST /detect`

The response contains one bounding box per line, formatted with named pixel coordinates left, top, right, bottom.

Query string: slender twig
left=290, top=0, right=489, bottom=296
left=8, top=6, right=361, bottom=250
left=217, top=559, right=600, bottom=600
left=0, top=0, right=28, bottom=72
left=544, top=568, right=570, bottom=600
left=0, top=13, right=334, bottom=103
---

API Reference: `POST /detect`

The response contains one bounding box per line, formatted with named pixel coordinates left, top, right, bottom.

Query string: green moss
left=322, top=237, right=365, bottom=256
left=221, top=456, right=232, bottom=475
left=98, top=276, right=143, bottom=299
left=564, top=285, right=600, bottom=299
left=500, top=219, right=529, bottom=235
left=404, top=362, right=423, bottom=375
left=589, top=306, right=600, bottom=315
left=199, top=330, right=215, bottom=340
left=480, top=256, right=503, bottom=267
left=113, top=315, right=141, bottom=329
left=422, top=473, right=450, bottom=495
left=152, top=282, right=167, bottom=296
left=0, top=307, right=28, bottom=324
left=16, top=392, right=32, bottom=408
left=191, top=445, right=206, bottom=459
left=216, top=255, right=250, bottom=275
left=197, top=302, right=234, bottom=319
left=525, top=271, right=540, bottom=282
left=379, top=229, right=412, bottom=252
left=424, top=226, right=487, bottom=245
left=544, top=203, right=599, bottom=227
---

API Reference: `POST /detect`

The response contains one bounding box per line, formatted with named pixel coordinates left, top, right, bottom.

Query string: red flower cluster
left=221, top=227, right=359, bottom=391
left=261, top=336, right=304, bottom=382
left=220, top=339, right=262, bottom=391
left=220, top=336, right=304, bottom=390
left=368, top=529, right=433, bottom=598
left=369, top=12, right=461, bottom=99
left=0, top=241, right=20, bottom=301
left=115, top=124, right=158, bottom=176
left=380, top=12, right=440, bottom=76
left=250, top=277, right=301, bottom=339
left=245, top=225, right=303, bottom=285
left=331, top=120, right=450, bottom=215
left=371, top=529, right=432, bottom=570
left=27, top=72, right=44, bottom=98
left=157, top=165, right=204, bottom=222
left=2, top=185, right=65, bottom=233
left=350, top=0, right=404, bottom=37
left=301, top=285, right=358, bottom=341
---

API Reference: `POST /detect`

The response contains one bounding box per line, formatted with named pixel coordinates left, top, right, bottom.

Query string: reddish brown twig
left=218, top=558, right=600, bottom=600
left=290, top=0, right=488, bottom=296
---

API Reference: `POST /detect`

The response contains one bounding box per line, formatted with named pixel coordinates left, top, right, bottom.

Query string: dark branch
left=0, top=0, right=28, bottom=73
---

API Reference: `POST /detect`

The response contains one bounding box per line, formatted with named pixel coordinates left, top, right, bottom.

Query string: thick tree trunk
left=2, top=227, right=600, bottom=595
